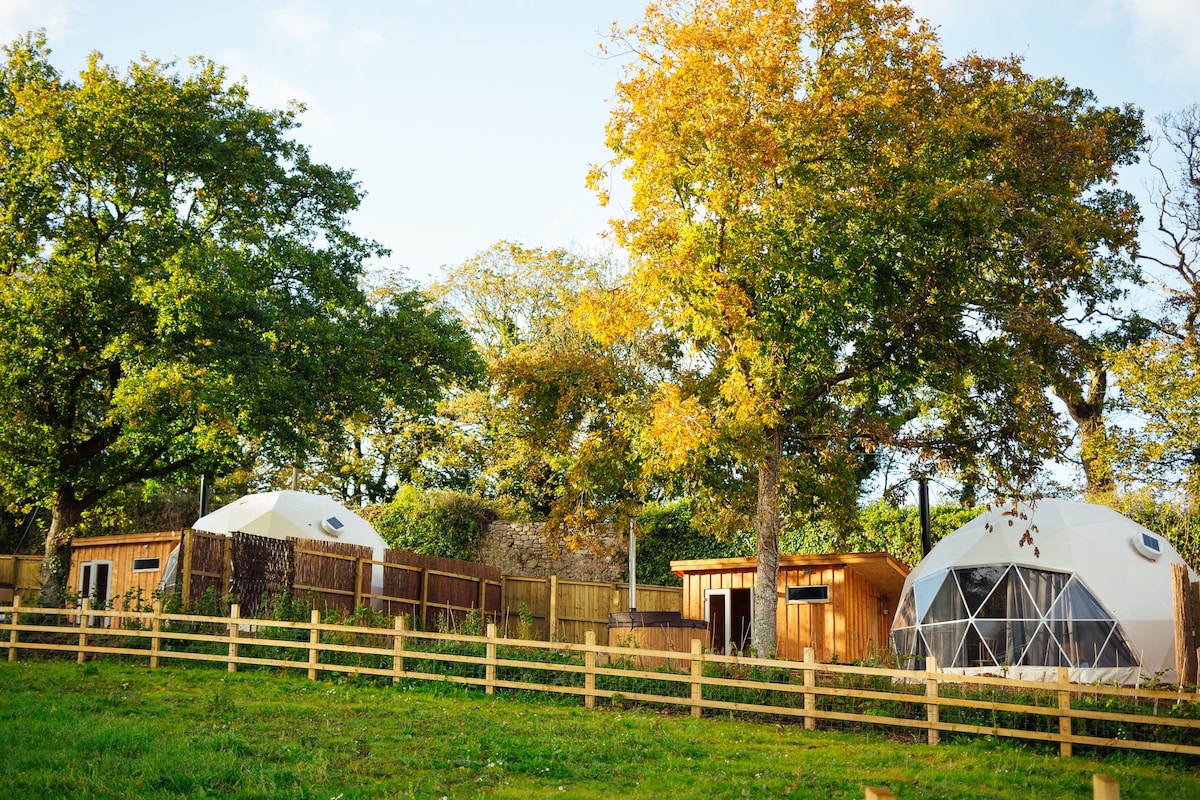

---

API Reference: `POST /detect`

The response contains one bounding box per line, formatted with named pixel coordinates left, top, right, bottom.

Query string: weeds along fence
left=4, top=598, right=1199, bottom=760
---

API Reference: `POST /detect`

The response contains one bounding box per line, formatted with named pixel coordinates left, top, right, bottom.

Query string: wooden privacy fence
left=4, top=598, right=1198, bottom=760
left=0, top=555, right=41, bottom=601
left=177, top=530, right=502, bottom=627
left=500, top=575, right=682, bottom=644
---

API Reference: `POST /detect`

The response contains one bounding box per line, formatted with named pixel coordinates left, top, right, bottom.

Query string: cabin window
left=132, top=557, right=161, bottom=573
left=787, top=584, right=830, bottom=603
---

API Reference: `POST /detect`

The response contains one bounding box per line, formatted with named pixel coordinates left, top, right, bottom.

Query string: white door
left=78, top=560, right=113, bottom=625
left=705, top=588, right=754, bottom=655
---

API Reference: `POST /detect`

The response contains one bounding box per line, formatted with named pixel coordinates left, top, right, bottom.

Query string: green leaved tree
left=0, top=33, right=475, bottom=600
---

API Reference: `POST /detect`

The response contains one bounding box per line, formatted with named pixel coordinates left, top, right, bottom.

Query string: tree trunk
left=751, top=425, right=783, bottom=657
left=1056, top=369, right=1114, bottom=502
left=39, top=488, right=85, bottom=605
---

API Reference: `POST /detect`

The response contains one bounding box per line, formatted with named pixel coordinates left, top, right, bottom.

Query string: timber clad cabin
left=671, top=552, right=909, bottom=662
left=70, top=530, right=182, bottom=610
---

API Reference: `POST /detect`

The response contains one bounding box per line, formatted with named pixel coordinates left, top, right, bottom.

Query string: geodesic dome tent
left=890, top=499, right=1197, bottom=685
left=187, top=490, right=388, bottom=602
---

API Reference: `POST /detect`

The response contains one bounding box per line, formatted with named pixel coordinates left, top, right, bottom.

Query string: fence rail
left=3, top=598, right=1197, bottom=760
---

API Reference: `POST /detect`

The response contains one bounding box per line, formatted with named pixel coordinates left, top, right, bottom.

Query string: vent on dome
left=1131, top=532, right=1162, bottom=561
left=320, top=516, right=345, bottom=537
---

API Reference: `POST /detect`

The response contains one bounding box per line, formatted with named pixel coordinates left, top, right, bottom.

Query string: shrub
left=371, top=486, right=496, bottom=561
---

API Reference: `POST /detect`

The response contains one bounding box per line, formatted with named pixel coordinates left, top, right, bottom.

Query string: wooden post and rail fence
left=3, top=597, right=1199, bottom=762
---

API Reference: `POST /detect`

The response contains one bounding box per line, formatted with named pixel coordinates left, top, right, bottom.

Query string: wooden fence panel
left=0, top=555, right=42, bottom=601
left=618, top=583, right=684, bottom=614
left=497, top=576, right=684, bottom=644
left=231, top=533, right=294, bottom=617
left=293, top=539, right=373, bottom=612
left=499, top=576, right=551, bottom=640
left=182, top=529, right=229, bottom=607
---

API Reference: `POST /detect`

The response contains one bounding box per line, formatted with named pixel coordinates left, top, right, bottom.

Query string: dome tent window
left=891, top=564, right=1138, bottom=671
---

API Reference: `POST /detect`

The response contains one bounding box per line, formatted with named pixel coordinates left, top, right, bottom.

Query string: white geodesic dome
left=191, top=490, right=387, bottom=602
left=890, top=499, right=1197, bottom=685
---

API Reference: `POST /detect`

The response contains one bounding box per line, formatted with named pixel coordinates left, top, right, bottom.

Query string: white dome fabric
left=193, top=490, right=387, bottom=550
left=890, top=499, right=1197, bottom=685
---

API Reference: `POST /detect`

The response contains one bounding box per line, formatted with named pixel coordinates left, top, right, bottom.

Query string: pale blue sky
left=2, top=1, right=1197, bottom=285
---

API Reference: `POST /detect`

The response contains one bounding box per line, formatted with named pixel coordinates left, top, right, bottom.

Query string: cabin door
left=78, top=560, right=113, bottom=625
left=705, top=588, right=753, bottom=655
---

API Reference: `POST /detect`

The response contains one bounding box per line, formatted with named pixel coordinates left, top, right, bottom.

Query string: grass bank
left=0, top=660, right=1194, bottom=799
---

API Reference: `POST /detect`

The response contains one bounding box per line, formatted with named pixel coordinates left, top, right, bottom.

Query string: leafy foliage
left=368, top=486, right=496, bottom=561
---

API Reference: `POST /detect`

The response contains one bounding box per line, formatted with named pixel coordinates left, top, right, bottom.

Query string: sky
left=1, top=0, right=1198, bottom=287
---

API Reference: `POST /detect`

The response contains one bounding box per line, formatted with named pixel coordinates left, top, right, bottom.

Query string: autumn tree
left=591, top=0, right=1142, bottom=654
left=1110, top=104, right=1200, bottom=495
left=0, top=33, right=475, bottom=599
left=426, top=241, right=666, bottom=549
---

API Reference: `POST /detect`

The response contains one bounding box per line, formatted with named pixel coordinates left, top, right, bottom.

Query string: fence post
left=308, top=608, right=321, bottom=681
left=150, top=599, right=162, bottom=669
left=221, top=537, right=234, bottom=597
left=1058, top=666, right=1072, bottom=758
left=1093, top=774, right=1119, bottom=800
left=393, top=614, right=406, bottom=684
left=7, top=595, right=19, bottom=662
left=1172, top=563, right=1197, bottom=687
left=803, top=646, right=817, bottom=731
left=181, top=529, right=195, bottom=609
left=78, top=598, right=90, bottom=664
left=585, top=629, right=597, bottom=710
left=865, top=788, right=896, bottom=800
left=487, top=622, right=498, bottom=696
left=925, top=655, right=939, bottom=746
left=354, top=559, right=364, bottom=610
left=549, top=575, right=558, bottom=642
left=227, top=603, right=240, bottom=673
left=419, top=568, right=430, bottom=629
left=690, top=637, right=703, bottom=718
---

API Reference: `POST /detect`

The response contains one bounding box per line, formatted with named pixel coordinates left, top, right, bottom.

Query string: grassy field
left=0, top=660, right=1196, bottom=799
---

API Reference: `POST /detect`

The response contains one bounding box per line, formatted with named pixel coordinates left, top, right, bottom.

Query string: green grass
left=0, top=660, right=1196, bottom=799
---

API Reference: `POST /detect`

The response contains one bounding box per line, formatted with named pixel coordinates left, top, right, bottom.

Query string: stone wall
left=476, top=520, right=628, bottom=582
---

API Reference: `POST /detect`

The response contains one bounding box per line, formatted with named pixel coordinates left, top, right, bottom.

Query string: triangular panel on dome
left=1048, top=578, right=1111, bottom=622
left=961, top=623, right=998, bottom=667
left=922, top=621, right=970, bottom=667
left=1092, top=628, right=1139, bottom=669
left=1016, top=567, right=1070, bottom=616
left=1047, top=619, right=1117, bottom=667
left=1020, top=623, right=1067, bottom=667
left=922, top=574, right=968, bottom=624
left=956, top=565, right=1007, bottom=616
left=912, top=573, right=945, bottom=624
left=975, top=567, right=1014, bottom=618
left=893, top=590, right=917, bottom=629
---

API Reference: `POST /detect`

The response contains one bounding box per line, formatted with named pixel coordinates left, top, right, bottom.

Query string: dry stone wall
left=477, top=520, right=627, bottom=582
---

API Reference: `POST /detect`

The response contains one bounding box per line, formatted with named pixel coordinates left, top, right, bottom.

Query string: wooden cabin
left=670, top=552, right=909, bottom=662
left=70, top=531, right=182, bottom=609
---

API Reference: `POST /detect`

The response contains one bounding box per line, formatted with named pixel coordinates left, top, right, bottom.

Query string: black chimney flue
left=918, top=477, right=932, bottom=557
left=199, top=475, right=210, bottom=518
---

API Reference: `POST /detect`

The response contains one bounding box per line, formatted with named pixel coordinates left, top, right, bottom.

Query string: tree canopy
left=590, top=0, right=1143, bottom=654
left=0, top=33, right=477, bottom=597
